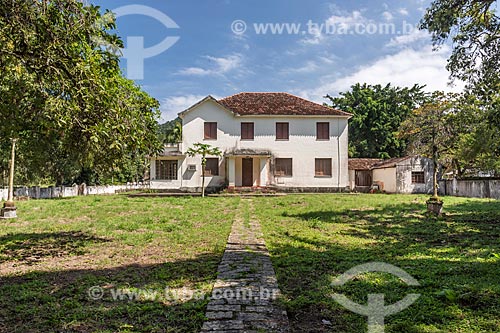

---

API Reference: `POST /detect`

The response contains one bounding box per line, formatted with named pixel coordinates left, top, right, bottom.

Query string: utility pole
left=1, top=138, right=17, bottom=218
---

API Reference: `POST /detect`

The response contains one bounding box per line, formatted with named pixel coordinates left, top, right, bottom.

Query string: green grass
left=0, top=195, right=240, bottom=333
left=2, top=193, right=499, bottom=333
left=253, top=194, right=500, bottom=333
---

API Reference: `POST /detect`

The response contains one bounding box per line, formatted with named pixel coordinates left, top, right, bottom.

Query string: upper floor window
left=204, top=122, right=217, bottom=140
left=315, top=158, right=332, bottom=177
left=204, top=158, right=219, bottom=176
left=316, top=122, right=330, bottom=140
left=241, top=122, right=254, bottom=140
left=276, top=122, right=289, bottom=140
left=412, top=171, right=425, bottom=184
left=275, top=158, right=292, bottom=177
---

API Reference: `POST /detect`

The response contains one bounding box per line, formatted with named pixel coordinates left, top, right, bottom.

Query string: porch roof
left=158, top=152, right=185, bottom=157
left=225, top=148, right=272, bottom=157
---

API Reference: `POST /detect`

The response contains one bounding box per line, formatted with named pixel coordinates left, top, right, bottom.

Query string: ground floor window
left=275, top=158, right=293, bottom=176
left=412, top=171, right=425, bottom=184
left=156, top=160, right=178, bottom=180
left=204, top=158, right=219, bottom=176
left=315, top=158, right=332, bottom=177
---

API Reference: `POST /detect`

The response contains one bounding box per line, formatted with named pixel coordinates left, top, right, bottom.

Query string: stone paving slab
left=201, top=199, right=289, bottom=333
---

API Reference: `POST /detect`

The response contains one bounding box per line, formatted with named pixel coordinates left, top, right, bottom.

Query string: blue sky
left=90, top=0, right=463, bottom=122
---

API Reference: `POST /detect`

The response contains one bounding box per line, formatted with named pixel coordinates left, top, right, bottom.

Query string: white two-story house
left=150, top=92, right=351, bottom=192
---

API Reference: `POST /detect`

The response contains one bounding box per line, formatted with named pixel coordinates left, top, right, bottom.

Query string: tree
left=186, top=143, right=222, bottom=197
left=448, top=93, right=500, bottom=176
left=399, top=92, right=457, bottom=198
left=327, top=83, right=427, bottom=158
left=0, top=1, right=162, bottom=187
left=420, top=0, right=500, bottom=127
left=159, top=118, right=182, bottom=144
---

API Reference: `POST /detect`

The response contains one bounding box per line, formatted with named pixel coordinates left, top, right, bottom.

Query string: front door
left=242, top=158, right=253, bottom=187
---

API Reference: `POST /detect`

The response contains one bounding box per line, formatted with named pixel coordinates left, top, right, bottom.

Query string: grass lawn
left=0, top=195, right=240, bottom=333
left=1, top=194, right=499, bottom=333
left=253, top=194, right=500, bottom=333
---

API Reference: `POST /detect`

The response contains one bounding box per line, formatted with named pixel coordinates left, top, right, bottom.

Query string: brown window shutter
left=204, top=122, right=217, bottom=140
left=241, top=122, right=254, bottom=140
left=276, top=122, right=289, bottom=140
left=315, top=158, right=332, bottom=176
left=317, top=122, right=329, bottom=140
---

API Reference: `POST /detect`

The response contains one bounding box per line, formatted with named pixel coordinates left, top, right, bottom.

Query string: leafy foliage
left=420, top=0, right=500, bottom=127
left=399, top=92, right=500, bottom=178
left=448, top=94, right=500, bottom=176
left=399, top=92, right=457, bottom=196
left=159, top=118, right=182, bottom=144
left=186, top=143, right=222, bottom=197
left=0, top=0, right=162, bottom=185
left=327, top=83, right=427, bottom=158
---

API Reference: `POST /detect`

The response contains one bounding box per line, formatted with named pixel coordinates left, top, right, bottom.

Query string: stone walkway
left=201, top=199, right=289, bottom=333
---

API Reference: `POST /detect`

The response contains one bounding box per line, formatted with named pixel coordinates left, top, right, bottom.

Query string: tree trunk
left=7, top=139, right=17, bottom=203
left=433, top=145, right=438, bottom=198
left=201, top=164, right=205, bottom=197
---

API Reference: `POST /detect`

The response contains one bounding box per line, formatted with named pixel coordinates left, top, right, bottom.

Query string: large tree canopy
left=421, top=0, right=500, bottom=126
left=399, top=91, right=500, bottom=177
left=0, top=0, right=162, bottom=184
left=327, top=83, right=427, bottom=159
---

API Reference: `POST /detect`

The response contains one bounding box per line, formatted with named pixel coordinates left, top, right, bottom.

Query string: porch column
left=259, top=158, right=268, bottom=187
left=228, top=157, right=236, bottom=187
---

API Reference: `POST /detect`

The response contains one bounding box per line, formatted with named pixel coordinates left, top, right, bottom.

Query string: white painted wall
left=373, top=167, right=397, bottom=193
left=372, top=156, right=434, bottom=194
left=348, top=169, right=356, bottom=190
left=150, top=158, right=184, bottom=189
left=395, top=156, right=434, bottom=194
left=154, top=98, right=350, bottom=190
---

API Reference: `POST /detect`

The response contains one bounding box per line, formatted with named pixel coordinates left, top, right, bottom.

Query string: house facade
left=151, top=93, right=351, bottom=192
left=348, top=156, right=436, bottom=194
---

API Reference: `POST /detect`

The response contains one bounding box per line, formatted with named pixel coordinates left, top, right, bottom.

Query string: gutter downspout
left=337, top=121, right=341, bottom=192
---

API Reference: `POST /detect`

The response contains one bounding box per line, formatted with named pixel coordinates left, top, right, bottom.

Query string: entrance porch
left=225, top=149, right=272, bottom=188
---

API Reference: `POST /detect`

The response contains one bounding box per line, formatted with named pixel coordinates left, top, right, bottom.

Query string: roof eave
left=178, top=95, right=237, bottom=118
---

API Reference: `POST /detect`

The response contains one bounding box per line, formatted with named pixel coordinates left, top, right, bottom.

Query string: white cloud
left=283, top=61, right=320, bottom=74
left=301, top=26, right=324, bottom=45
left=159, top=94, right=207, bottom=122
left=386, top=29, right=430, bottom=48
left=300, top=9, right=369, bottom=45
left=398, top=8, right=409, bottom=16
left=382, top=11, right=394, bottom=21
left=177, top=54, right=243, bottom=76
left=327, top=10, right=368, bottom=30
left=318, top=55, right=337, bottom=64
left=178, top=67, right=212, bottom=76
left=299, top=46, right=465, bottom=103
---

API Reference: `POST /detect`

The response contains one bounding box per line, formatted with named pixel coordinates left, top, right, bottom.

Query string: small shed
left=349, top=156, right=436, bottom=194
left=348, top=158, right=382, bottom=192
left=371, top=156, right=435, bottom=194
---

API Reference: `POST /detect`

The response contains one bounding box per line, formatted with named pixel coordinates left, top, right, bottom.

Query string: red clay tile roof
left=218, top=92, right=351, bottom=116
left=371, top=156, right=412, bottom=169
left=348, top=158, right=383, bottom=170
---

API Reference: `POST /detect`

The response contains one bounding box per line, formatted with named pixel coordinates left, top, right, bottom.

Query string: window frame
left=275, top=122, right=289, bottom=141
left=204, top=122, right=217, bottom=140
left=155, top=160, right=178, bottom=180
left=411, top=171, right=425, bottom=184
left=316, top=122, right=330, bottom=141
left=274, top=158, right=293, bottom=177
left=315, top=158, right=332, bottom=177
left=241, top=122, right=254, bottom=140
left=204, top=157, right=219, bottom=176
